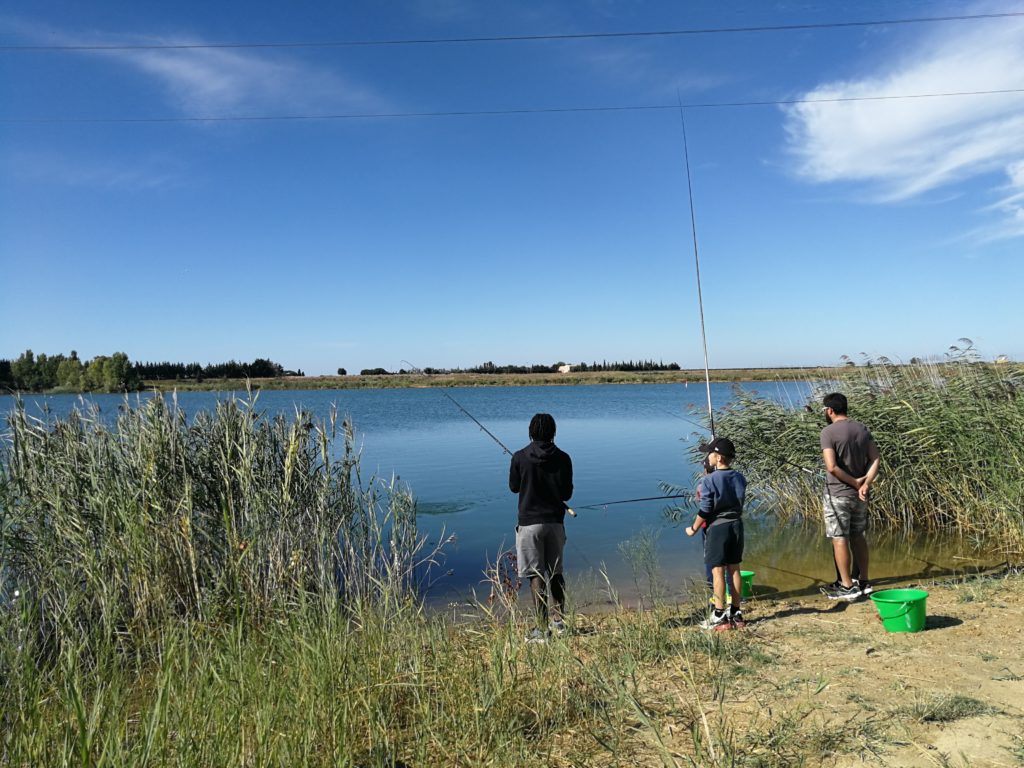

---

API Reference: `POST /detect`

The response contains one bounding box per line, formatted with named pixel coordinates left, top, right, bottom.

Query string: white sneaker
left=525, top=628, right=549, bottom=644
left=699, top=610, right=732, bottom=631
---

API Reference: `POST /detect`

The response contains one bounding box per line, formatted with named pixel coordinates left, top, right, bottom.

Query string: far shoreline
left=140, top=367, right=833, bottom=392
left=6, top=361, right=1017, bottom=396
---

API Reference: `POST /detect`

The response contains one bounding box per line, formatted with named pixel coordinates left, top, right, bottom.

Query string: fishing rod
left=401, top=359, right=577, bottom=516
left=401, top=360, right=514, bottom=457
left=678, top=96, right=716, bottom=438
left=574, top=494, right=687, bottom=512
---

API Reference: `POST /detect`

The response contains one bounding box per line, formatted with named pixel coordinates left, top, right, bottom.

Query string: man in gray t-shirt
left=819, top=392, right=881, bottom=601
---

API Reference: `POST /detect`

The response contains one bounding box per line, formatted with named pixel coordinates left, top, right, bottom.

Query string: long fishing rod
left=678, top=96, right=716, bottom=437
left=564, top=100, right=719, bottom=525
left=401, top=359, right=577, bottom=516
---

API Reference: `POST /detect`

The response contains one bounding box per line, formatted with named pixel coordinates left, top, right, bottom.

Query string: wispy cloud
left=117, top=45, right=386, bottom=116
left=580, top=42, right=733, bottom=96
left=1, top=17, right=389, bottom=117
left=782, top=8, right=1024, bottom=240
left=5, top=150, right=184, bottom=190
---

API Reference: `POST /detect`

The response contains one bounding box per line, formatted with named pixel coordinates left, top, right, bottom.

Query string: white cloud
left=1, top=17, right=388, bottom=117
left=116, top=45, right=385, bottom=117
left=783, top=9, right=1024, bottom=239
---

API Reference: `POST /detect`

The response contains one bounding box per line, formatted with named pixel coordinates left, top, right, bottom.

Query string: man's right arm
left=858, top=440, right=881, bottom=500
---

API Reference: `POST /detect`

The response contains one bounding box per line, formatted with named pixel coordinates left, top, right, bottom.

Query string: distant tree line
left=0, top=350, right=140, bottom=392
left=357, top=360, right=683, bottom=375
left=133, top=358, right=297, bottom=380
left=0, top=350, right=301, bottom=392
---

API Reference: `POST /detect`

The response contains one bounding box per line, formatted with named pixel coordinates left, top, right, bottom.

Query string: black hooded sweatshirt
left=509, top=440, right=573, bottom=526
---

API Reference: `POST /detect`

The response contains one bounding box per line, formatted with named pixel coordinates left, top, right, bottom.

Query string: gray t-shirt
left=820, top=419, right=879, bottom=500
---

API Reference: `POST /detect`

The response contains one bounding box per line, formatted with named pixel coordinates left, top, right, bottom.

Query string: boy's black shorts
left=703, top=519, right=744, bottom=566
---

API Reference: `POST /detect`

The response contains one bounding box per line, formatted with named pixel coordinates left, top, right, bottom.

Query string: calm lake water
left=0, top=383, right=991, bottom=607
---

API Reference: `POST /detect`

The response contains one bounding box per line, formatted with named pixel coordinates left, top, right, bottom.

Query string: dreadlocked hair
left=529, top=413, right=557, bottom=442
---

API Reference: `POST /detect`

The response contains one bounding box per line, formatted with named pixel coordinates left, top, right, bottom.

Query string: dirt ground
left=565, top=568, right=1024, bottom=767
left=678, top=570, right=1023, bottom=767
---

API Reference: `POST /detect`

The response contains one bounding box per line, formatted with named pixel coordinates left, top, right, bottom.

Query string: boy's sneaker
left=700, top=610, right=732, bottom=631
left=549, top=619, right=567, bottom=636
left=525, top=628, right=549, bottom=644
left=728, top=607, right=746, bottom=629
left=822, top=582, right=862, bottom=601
left=856, top=580, right=874, bottom=596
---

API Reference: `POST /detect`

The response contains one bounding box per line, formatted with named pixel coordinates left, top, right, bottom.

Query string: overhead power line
left=2, top=11, right=1023, bottom=52
left=2, top=87, right=1023, bottom=125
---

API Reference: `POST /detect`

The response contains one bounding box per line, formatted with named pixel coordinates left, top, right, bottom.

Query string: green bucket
left=740, top=570, right=755, bottom=598
left=724, top=571, right=755, bottom=599
left=870, top=589, right=928, bottom=633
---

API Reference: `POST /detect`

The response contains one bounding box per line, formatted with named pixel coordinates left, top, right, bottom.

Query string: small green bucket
left=740, top=570, right=755, bottom=598
left=870, top=589, right=928, bottom=633
left=724, top=570, right=755, bottom=599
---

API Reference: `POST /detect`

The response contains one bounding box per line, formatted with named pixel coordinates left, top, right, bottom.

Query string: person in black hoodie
left=509, top=413, right=574, bottom=642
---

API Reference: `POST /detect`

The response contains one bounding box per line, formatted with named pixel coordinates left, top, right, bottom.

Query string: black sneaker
left=856, top=580, right=874, bottom=596
left=729, top=607, right=746, bottom=629
left=822, top=582, right=862, bottom=601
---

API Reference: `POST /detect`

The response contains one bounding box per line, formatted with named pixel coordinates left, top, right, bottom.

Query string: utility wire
left=3, top=87, right=1023, bottom=125
left=3, top=11, right=1022, bottom=51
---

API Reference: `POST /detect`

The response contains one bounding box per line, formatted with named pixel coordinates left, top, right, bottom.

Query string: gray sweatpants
left=515, top=523, right=566, bottom=579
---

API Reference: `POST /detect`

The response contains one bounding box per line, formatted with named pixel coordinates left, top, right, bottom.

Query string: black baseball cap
left=699, top=437, right=736, bottom=458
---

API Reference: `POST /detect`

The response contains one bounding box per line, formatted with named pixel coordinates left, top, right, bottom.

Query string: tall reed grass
left=0, top=393, right=433, bottom=661
left=710, top=346, right=1024, bottom=555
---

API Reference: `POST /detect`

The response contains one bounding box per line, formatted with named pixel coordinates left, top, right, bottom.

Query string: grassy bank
left=4, top=565, right=1022, bottom=766
left=142, top=367, right=835, bottom=392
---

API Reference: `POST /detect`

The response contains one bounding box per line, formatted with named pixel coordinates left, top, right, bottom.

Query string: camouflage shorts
left=822, top=494, right=867, bottom=538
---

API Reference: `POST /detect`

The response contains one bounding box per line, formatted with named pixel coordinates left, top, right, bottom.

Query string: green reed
left=0, top=393, right=430, bottom=660
left=712, top=346, right=1024, bottom=553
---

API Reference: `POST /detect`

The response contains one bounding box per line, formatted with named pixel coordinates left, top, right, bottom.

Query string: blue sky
left=2, top=0, right=1023, bottom=374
